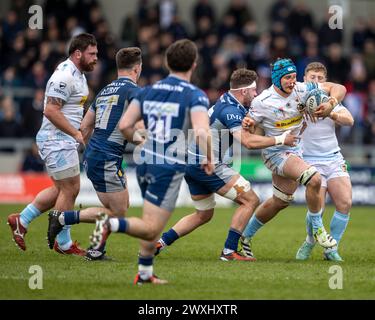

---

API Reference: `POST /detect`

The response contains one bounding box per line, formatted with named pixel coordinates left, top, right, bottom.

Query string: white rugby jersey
left=36, top=59, right=89, bottom=142
left=249, top=82, right=318, bottom=152
left=302, top=104, right=346, bottom=158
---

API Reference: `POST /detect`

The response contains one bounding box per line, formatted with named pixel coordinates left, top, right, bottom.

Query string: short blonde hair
left=304, top=62, right=327, bottom=76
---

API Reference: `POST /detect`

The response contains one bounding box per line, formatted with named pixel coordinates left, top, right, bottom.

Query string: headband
left=230, top=81, right=256, bottom=91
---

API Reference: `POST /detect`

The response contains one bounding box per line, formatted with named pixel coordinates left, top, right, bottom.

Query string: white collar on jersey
left=67, top=58, right=83, bottom=75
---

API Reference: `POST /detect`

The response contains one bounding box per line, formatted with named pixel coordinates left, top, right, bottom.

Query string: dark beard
left=79, top=58, right=95, bottom=72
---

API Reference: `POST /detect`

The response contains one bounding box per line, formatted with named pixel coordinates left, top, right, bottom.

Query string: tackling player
left=154, top=68, right=297, bottom=261
left=239, top=58, right=347, bottom=259
left=296, top=62, right=353, bottom=262
left=88, top=39, right=214, bottom=284
left=7, top=33, right=98, bottom=255
left=46, top=47, right=143, bottom=260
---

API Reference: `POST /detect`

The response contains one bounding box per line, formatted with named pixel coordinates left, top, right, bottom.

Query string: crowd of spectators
left=1, top=0, right=375, bottom=161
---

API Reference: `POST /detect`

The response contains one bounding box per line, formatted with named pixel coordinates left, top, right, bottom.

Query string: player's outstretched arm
left=232, top=129, right=298, bottom=149
left=44, top=96, right=84, bottom=145
left=119, top=100, right=144, bottom=144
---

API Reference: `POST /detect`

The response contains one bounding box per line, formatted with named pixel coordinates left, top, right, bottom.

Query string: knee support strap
left=192, top=194, right=216, bottom=211
left=297, top=166, right=318, bottom=186
left=273, top=184, right=294, bottom=203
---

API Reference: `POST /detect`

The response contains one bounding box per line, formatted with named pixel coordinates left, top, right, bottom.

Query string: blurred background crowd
left=1, top=0, right=375, bottom=171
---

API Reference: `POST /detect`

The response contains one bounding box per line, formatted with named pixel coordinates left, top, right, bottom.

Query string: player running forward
left=154, top=68, right=298, bottom=261
left=7, top=33, right=98, bottom=255
left=239, top=58, right=347, bottom=259
left=46, top=48, right=143, bottom=260
left=296, top=62, right=354, bottom=262
left=88, top=39, right=214, bottom=284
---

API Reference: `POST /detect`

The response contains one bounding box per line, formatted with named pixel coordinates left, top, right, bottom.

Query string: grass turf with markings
left=0, top=204, right=374, bottom=299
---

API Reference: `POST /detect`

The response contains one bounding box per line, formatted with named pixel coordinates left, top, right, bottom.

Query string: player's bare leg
left=216, top=175, right=260, bottom=231
left=282, top=156, right=322, bottom=213
left=216, top=175, right=259, bottom=261
left=240, top=173, right=297, bottom=258
left=53, top=175, right=80, bottom=211
left=89, top=200, right=171, bottom=283
left=296, top=185, right=327, bottom=260
left=243, top=155, right=336, bottom=259
left=47, top=188, right=130, bottom=259
left=253, top=174, right=298, bottom=224
left=47, top=175, right=82, bottom=252
left=96, top=189, right=129, bottom=217
left=162, top=199, right=214, bottom=237
left=32, top=186, right=60, bottom=212
left=283, top=156, right=336, bottom=248
left=324, top=177, right=351, bottom=261
left=328, top=177, right=352, bottom=215
left=8, top=186, right=59, bottom=251
left=154, top=193, right=214, bottom=254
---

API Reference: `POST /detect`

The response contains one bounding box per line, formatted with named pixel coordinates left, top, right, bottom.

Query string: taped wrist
left=328, top=97, right=338, bottom=108
left=274, top=130, right=290, bottom=145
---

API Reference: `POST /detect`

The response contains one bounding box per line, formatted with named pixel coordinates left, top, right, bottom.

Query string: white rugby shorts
left=37, top=140, right=80, bottom=180
left=303, top=152, right=350, bottom=188
left=262, top=148, right=303, bottom=177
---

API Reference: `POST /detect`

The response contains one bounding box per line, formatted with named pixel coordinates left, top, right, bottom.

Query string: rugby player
left=89, top=39, right=214, bottom=284
left=46, top=47, right=143, bottom=260
left=8, top=33, right=97, bottom=255
left=296, top=62, right=353, bottom=262
left=154, top=68, right=298, bottom=261
left=239, top=58, right=347, bottom=259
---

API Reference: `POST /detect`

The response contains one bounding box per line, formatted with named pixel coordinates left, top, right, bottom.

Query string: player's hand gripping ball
left=304, top=88, right=329, bottom=114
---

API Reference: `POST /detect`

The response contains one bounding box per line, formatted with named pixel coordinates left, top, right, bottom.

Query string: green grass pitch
left=0, top=204, right=374, bottom=300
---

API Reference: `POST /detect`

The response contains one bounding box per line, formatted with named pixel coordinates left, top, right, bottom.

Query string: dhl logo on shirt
left=274, top=115, right=303, bottom=129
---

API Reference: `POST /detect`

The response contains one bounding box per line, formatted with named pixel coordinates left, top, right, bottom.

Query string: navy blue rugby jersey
left=86, top=77, right=140, bottom=159
left=133, top=75, right=209, bottom=165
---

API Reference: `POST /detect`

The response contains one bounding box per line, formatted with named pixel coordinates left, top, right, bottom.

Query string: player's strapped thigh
left=137, top=163, right=185, bottom=212
left=271, top=174, right=298, bottom=203
left=191, top=194, right=216, bottom=211
left=37, top=140, right=80, bottom=180
left=296, top=166, right=318, bottom=186
left=84, top=155, right=126, bottom=192
left=220, top=175, right=252, bottom=201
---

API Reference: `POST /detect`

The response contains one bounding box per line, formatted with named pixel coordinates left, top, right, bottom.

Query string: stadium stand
left=0, top=0, right=375, bottom=171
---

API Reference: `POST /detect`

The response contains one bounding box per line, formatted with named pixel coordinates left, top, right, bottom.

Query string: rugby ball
left=304, top=88, right=329, bottom=114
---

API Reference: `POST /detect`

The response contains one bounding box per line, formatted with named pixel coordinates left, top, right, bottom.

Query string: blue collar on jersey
left=117, top=76, right=135, bottom=83
left=271, top=58, right=297, bottom=93
left=227, top=92, right=249, bottom=111
left=168, top=74, right=189, bottom=83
